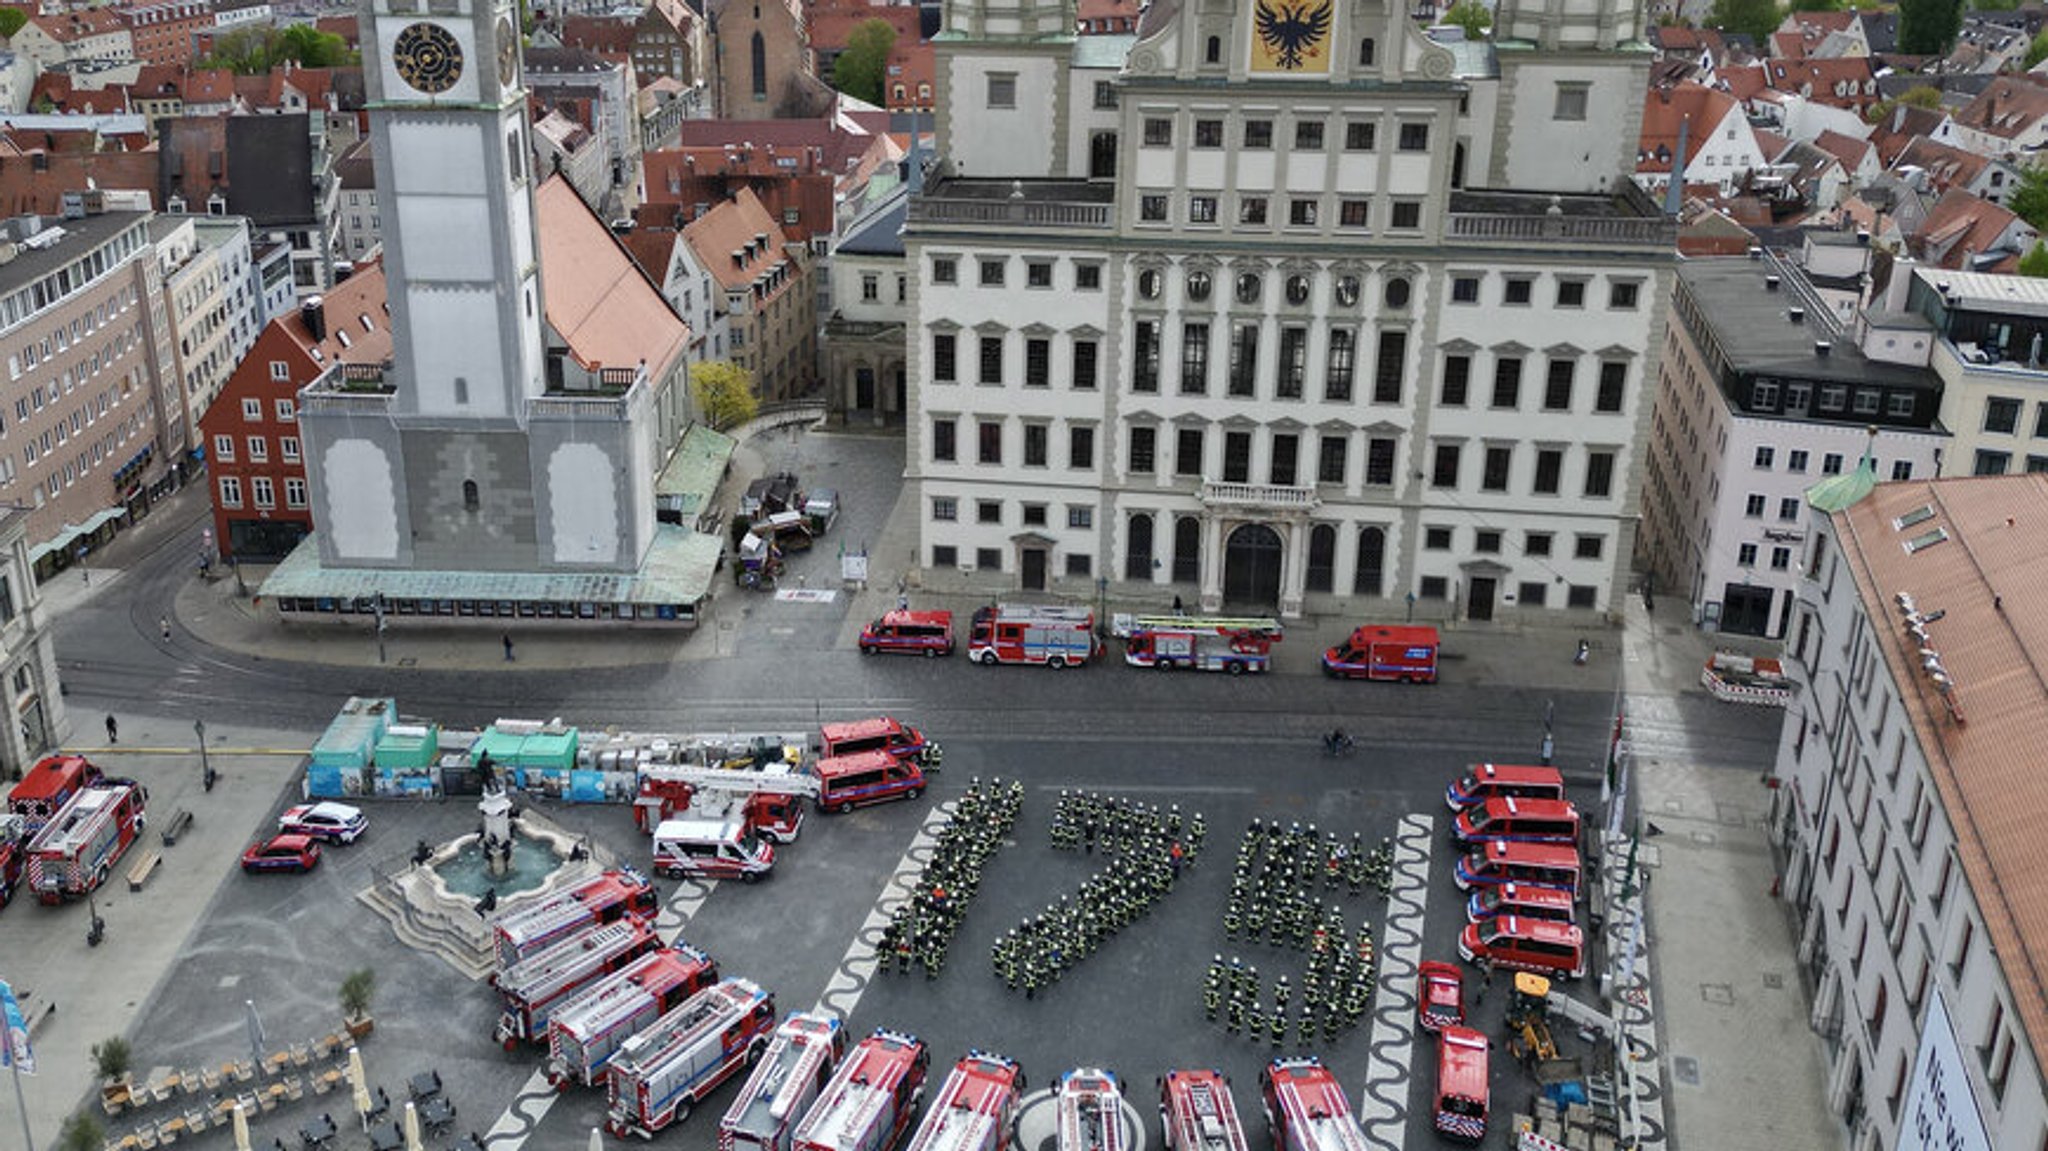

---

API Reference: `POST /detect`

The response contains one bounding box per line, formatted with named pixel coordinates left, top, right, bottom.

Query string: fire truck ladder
left=1176, top=1081, right=1243, bottom=1151
left=1292, top=1107, right=1368, bottom=1151
left=29, top=787, right=120, bottom=855
left=495, top=891, right=601, bottom=949
left=915, top=1083, right=1005, bottom=1151
left=638, top=764, right=821, bottom=798
left=627, top=983, right=753, bottom=1069
left=498, top=920, right=643, bottom=1003
left=1113, top=614, right=1284, bottom=638
left=805, top=1067, right=892, bottom=1151
left=1059, top=1087, right=1121, bottom=1151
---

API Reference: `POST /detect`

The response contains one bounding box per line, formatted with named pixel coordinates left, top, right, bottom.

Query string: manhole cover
left=1672, top=1055, right=1700, bottom=1086
left=1690, top=830, right=1718, bottom=846
left=1762, top=973, right=1784, bottom=990
left=1701, top=983, right=1733, bottom=1005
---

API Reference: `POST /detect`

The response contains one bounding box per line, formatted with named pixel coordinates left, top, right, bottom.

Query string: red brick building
left=201, top=263, right=390, bottom=558
left=115, top=0, right=212, bottom=67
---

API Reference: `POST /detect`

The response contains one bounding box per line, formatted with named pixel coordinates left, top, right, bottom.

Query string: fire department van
left=791, top=1028, right=931, bottom=1151
left=860, top=611, right=956, bottom=657
left=652, top=817, right=776, bottom=882
left=1453, top=840, right=1582, bottom=898
left=718, top=1011, right=847, bottom=1151
left=814, top=751, right=926, bottom=814
left=1432, top=1027, right=1489, bottom=1142
left=605, top=977, right=778, bottom=1138
left=491, top=868, right=659, bottom=971
left=26, top=779, right=147, bottom=903
left=1465, top=882, right=1577, bottom=925
left=1113, top=615, right=1283, bottom=675
left=546, top=944, right=721, bottom=1088
left=1451, top=798, right=1581, bottom=846
left=495, top=916, right=661, bottom=1048
left=1258, top=1058, right=1367, bottom=1151
left=1444, top=764, right=1567, bottom=811
left=1158, top=1069, right=1249, bottom=1151
left=1056, top=1067, right=1121, bottom=1151
left=903, top=1051, right=1024, bottom=1151
left=967, top=605, right=1102, bottom=668
left=1458, top=915, right=1587, bottom=980
left=818, top=718, right=940, bottom=765
left=7, top=754, right=102, bottom=830
left=1320, top=625, right=1439, bottom=683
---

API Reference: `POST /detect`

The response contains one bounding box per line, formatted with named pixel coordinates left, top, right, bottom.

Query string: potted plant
left=59, top=1112, right=105, bottom=1151
left=340, top=968, right=376, bottom=1039
left=91, top=1036, right=131, bottom=1111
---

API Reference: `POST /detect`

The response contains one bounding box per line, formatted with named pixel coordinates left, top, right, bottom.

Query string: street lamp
left=195, top=719, right=215, bottom=792
left=374, top=593, right=387, bottom=664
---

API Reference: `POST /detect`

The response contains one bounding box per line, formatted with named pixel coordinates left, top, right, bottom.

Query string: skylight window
left=1903, top=528, right=1949, bottom=554
left=1893, top=505, right=1936, bottom=531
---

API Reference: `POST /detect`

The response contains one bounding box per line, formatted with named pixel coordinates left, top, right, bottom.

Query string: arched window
left=1173, top=516, right=1202, bottom=584
left=1205, top=36, right=1222, bottom=64
left=1354, top=526, right=1385, bottom=596
left=463, top=479, right=480, bottom=512
left=1126, top=513, right=1154, bottom=581
left=1307, top=524, right=1336, bottom=593
left=750, top=32, right=767, bottom=99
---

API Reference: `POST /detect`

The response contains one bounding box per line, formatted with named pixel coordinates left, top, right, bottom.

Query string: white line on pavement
left=815, top=802, right=956, bottom=1020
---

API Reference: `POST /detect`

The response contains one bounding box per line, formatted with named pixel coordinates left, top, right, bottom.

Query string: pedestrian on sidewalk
left=1172, top=594, right=1185, bottom=615
left=160, top=615, right=171, bottom=642
left=104, top=714, right=118, bottom=744
left=502, top=634, right=516, bottom=662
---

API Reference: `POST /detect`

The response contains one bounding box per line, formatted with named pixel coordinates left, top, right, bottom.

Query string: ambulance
left=1158, top=1069, right=1248, bottom=1151
left=1432, top=1026, right=1490, bottom=1142
left=902, top=1052, right=1024, bottom=1151
left=26, top=779, right=147, bottom=903
left=1320, top=624, right=1439, bottom=683
left=718, top=1011, right=848, bottom=1151
left=490, top=868, right=659, bottom=971
left=652, top=817, right=776, bottom=882
left=791, top=1028, right=931, bottom=1151
left=494, top=916, right=661, bottom=1048
left=545, top=944, right=721, bottom=1087
left=1055, top=1067, right=1122, bottom=1151
left=605, top=977, right=778, bottom=1138
left=1257, top=1059, right=1368, bottom=1151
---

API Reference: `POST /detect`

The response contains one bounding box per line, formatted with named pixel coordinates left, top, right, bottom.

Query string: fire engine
left=902, top=1052, right=1024, bottom=1151
left=791, top=1028, right=931, bottom=1151
left=967, top=605, right=1102, bottom=669
left=1056, top=1067, right=1123, bottom=1151
left=491, top=868, right=658, bottom=971
left=1112, top=615, right=1283, bottom=675
left=0, top=813, right=28, bottom=910
left=718, top=1011, right=848, bottom=1151
left=1257, top=1059, right=1368, bottom=1151
left=8, top=754, right=103, bottom=830
left=1158, top=1070, right=1248, bottom=1151
left=605, top=977, right=777, bottom=1139
left=494, top=916, right=660, bottom=1048
left=545, top=943, right=721, bottom=1087
left=26, top=779, right=147, bottom=904
left=636, top=762, right=818, bottom=842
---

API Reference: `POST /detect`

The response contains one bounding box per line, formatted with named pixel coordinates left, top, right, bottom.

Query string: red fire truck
left=491, top=868, right=659, bottom=971
left=718, top=1011, right=848, bottom=1151
left=546, top=944, right=721, bottom=1087
left=1159, top=1069, right=1249, bottom=1151
left=605, top=977, right=777, bottom=1138
left=494, top=917, right=660, bottom=1048
left=8, top=754, right=103, bottom=830
left=1320, top=625, right=1440, bottom=683
left=26, top=779, right=147, bottom=904
left=1432, top=1026, right=1490, bottom=1142
left=903, top=1052, right=1024, bottom=1151
left=635, top=763, right=815, bottom=842
left=1258, top=1059, right=1368, bottom=1151
left=1114, top=615, right=1283, bottom=674
left=967, top=605, right=1102, bottom=669
left=792, top=1029, right=931, bottom=1151
left=1056, top=1067, right=1122, bottom=1151
left=0, top=813, right=27, bottom=910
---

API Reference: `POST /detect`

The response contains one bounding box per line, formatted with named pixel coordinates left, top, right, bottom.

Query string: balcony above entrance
left=1198, top=480, right=1320, bottom=514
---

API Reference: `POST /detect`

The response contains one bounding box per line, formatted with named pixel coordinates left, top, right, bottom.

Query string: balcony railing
left=908, top=196, right=1114, bottom=229
left=1445, top=211, right=1674, bottom=247
left=1198, top=480, right=1321, bottom=511
left=298, top=359, right=394, bottom=413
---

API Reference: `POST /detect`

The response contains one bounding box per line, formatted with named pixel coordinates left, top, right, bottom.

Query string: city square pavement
left=2, top=423, right=1833, bottom=1151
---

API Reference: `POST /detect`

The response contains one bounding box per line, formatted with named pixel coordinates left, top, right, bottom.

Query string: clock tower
left=362, top=0, right=544, bottom=423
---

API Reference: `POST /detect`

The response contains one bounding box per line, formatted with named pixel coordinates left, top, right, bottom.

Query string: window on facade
left=1504, top=277, right=1533, bottom=305
left=1180, top=323, right=1210, bottom=394
left=1288, top=199, right=1318, bottom=227
left=978, top=420, right=1003, bottom=464
left=933, top=333, right=957, bottom=382
left=1398, top=122, right=1428, bottom=150
left=1189, top=196, right=1218, bottom=224
left=1451, top=276, right=1481, bottom=304
left=1143, top=117, right=1172, bottom=146
left=1596, top=361, right=1627, bottom=412
left=1306, top=524, right=1337, bottom=592
left=932, top=257, right=957, bottom=285
left=1345, top=121, right=1375, bottom=150
left=1071, top=341, right=1099, bottom=390
left=1374, top=330, right=1405, bottom=403
left=1985, top=396, right=2022, bottom=434
left=1441, top=355, right=1471, bottom=405
left=1195, top=119, right=1224, bottom=148
left=1244, top=120, right=1273, bottom=148
left=1140, top=195, right=1169, bottom=222
left=1294, top=121, right=1324, bottom=150
left=1390, top=201, right=1421, bottom=229
left=1339, top=201, right=1370, bottom=229
left=1068, top=505, right=1094, bottom=530
left=1420, top=576, right=1449, bottom=599
left=1026, top=261, right=1053, bottom=289
left=1575, top=534, right=1604, bottom=560
left=1823, top=452, right=1845, bottom=475
left=933, top=418, right=956, bottom=462
left=1431, top=443, right=1460, bottom=488
left=1771, top=546, right=1792, bottom=571
left=1318, top=435, right=1347, bottom=484
left=1425, top=526, right=1453, bottom=550
left=1534, top=448, right=1562, bottom=494
left=1738, top=542, right=1758, bottom=566
left=1475, top=530, right=1502, bottom=554
left=1222, top=431, right=1252, bottom=483
left=978, top=336, right=1004, bottom=384
left=1366, top=438, right=1396, bottom=486
left=218, top=475, right=241, bottom=507
left=1093, top=81, right=1116, bottom=109
left=1554, top=82, right=1589, bottom=121
left=1129, top=426, right=1157, bottom=474
left=1526, top=531, right=1553, bottom=557
left=1270, top=434, right=1299, bottom=486
left=1175, top=427, right=1204, bottom=476
left=1544, top=360, right=1574, bottom=410
left=1482, top=446, right=1511, bottom=492
left=1070, top=426, right=1095, bottom=469
left=1584, top=450, right=1615, bottom=498
left=1975, top=449, right=2011, bottom=475
left=247, top=436, right=268, bottom=462
left=1326, top=329, right=1355, bottom=401
left=976, top=547, right=1001, bottom=571
left=1887, top=393, right=1915, bottom=418
left=1278, top=327, right=1307, bottom=398
left=1567, top=585, right=1597, bottom=609
left=986, top=73, right=1016, bottom=108
left=1076, top=264, right=1102, bottom=290
left=1024, top=423, right=1049, bottom=467
left=861, top=272, right=879, bottom=302
left=1239, top=197, right=1268, bottom=226
left=1126, top=512, right=1153, bottom=579
left=1492, top=357, right=1521, bottom=408
left=1609, top=281, right=1639, bottom=310
left=1026, top=339, right=1051, bottom=387
left=1133, top=321, right=1160, bottom=392
left=1230, top=325, right=1259, bottom=396
left=1556, top=279, right=1587, bottom=308
left=978, top=259, right=1006, bottom=287
left=285, top=478, right=306, bottom=508
left=213, top=434, right=234, bottom=461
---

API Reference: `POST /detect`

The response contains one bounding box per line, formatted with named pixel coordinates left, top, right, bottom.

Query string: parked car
left=242, top=834, right=322, bottom=874
left=279, top=802, right=368, bottom=843
left=1417, top=961, right=1465, bottom=1033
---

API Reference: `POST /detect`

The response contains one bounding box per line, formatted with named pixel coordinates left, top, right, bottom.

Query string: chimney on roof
left=301, top=295, right=326, bottom=342
left=732, top=249, right=745, bottom=269
left=754, top=232, right=768, bottom=248
left=1789, top=306, right=1805, bottom=323
left=1815, top=339, right=1832, bottom=357
left=1765, top=274, right=1782, bottom=291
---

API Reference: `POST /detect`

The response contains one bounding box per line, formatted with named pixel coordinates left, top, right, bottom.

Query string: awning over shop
left=26, top=506, right=129, bottom=565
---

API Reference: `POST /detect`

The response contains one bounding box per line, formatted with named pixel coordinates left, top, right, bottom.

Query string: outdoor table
left=420, top=1096, right=456, bottom=1131
left=409, top=1071, right=442, bottom=1101
left=368, top=1121, right=404, bottom=1151
left=299, top=1113, right=338, bottom=1147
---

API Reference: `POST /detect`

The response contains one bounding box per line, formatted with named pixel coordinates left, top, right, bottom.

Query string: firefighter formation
left=875, top=777, right=1025, bottom=978
left=1203, top=823, right=1393, bottom=1044
left=990, top=792, right=1205, bottom=998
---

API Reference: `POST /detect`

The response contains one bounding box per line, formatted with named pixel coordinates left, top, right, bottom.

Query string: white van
left=651, top=817, right=774, bottom=882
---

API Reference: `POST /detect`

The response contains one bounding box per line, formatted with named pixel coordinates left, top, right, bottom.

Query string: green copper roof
left=1806, top=451, right=1880, bottom=513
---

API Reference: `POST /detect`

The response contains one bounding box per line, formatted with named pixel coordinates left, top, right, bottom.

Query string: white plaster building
left=1640, top=254, right=1947, bottom=638
left=905, top=0, right=1671, bottom=619
left=150, top=214, right=261, bottom=436
left=1907, top=268, right=2048, bottom=479
left=0, top=506, right=66, bottom=774
left=1770, top=474, right=2048, bottom=1151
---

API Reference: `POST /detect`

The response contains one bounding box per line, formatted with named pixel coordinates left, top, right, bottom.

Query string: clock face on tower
left=392, top=22, right=464, bottom=94
left=497, top=17, right=518, bottom=86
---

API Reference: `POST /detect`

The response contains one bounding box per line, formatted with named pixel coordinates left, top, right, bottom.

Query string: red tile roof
left=32, top=8, right=126, bottom=42
left=1953, top=75, right=2048, bottom=141
left=1761, top=57, right=1879, bottom=110
left=806, top=0, right=921, bottom=53
left=559, top=15, right=638, bottom=56
left=1812, top=128, right=1873, bottom=173
left=1638, top=82, right=1739, bottom=175
left=1913, top=187, right=2032, bottom=271
left=535, top=174, right=690, bottom=375
left=1893, top=136, right=1992, bottom=195
left=682, top=186, right=789, bottom=293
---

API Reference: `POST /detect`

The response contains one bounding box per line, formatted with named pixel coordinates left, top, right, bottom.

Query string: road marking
left=1355, top=812, right=1432, bottom=1150
left=479, top=876, right=717, bottom=1150
left=1033, top=782, right=1257, bottom=795
left=815, top=802, right=956, bottom=1019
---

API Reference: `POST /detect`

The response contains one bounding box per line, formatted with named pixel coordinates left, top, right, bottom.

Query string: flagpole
left=7, top=1052, right=31, bottom=1151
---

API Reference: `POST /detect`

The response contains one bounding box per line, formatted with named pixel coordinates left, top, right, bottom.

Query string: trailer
left=792, top=1029, right=931, bottom=1151
left=1056, top=1068, right=1124, bottom=1151
left=26, top=780, right=147, bottom=903
left=718, top=1011, right=847, bottom=1151
left=491, top=868, right=658, bottom=971
left=546, top=944, right=721, bottom=1087
left=902, top=1052, right=1024, bottom=1151
left=605, top=978, right=777, bottom=1139
left=494, top=917, right=660, bottom=1048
